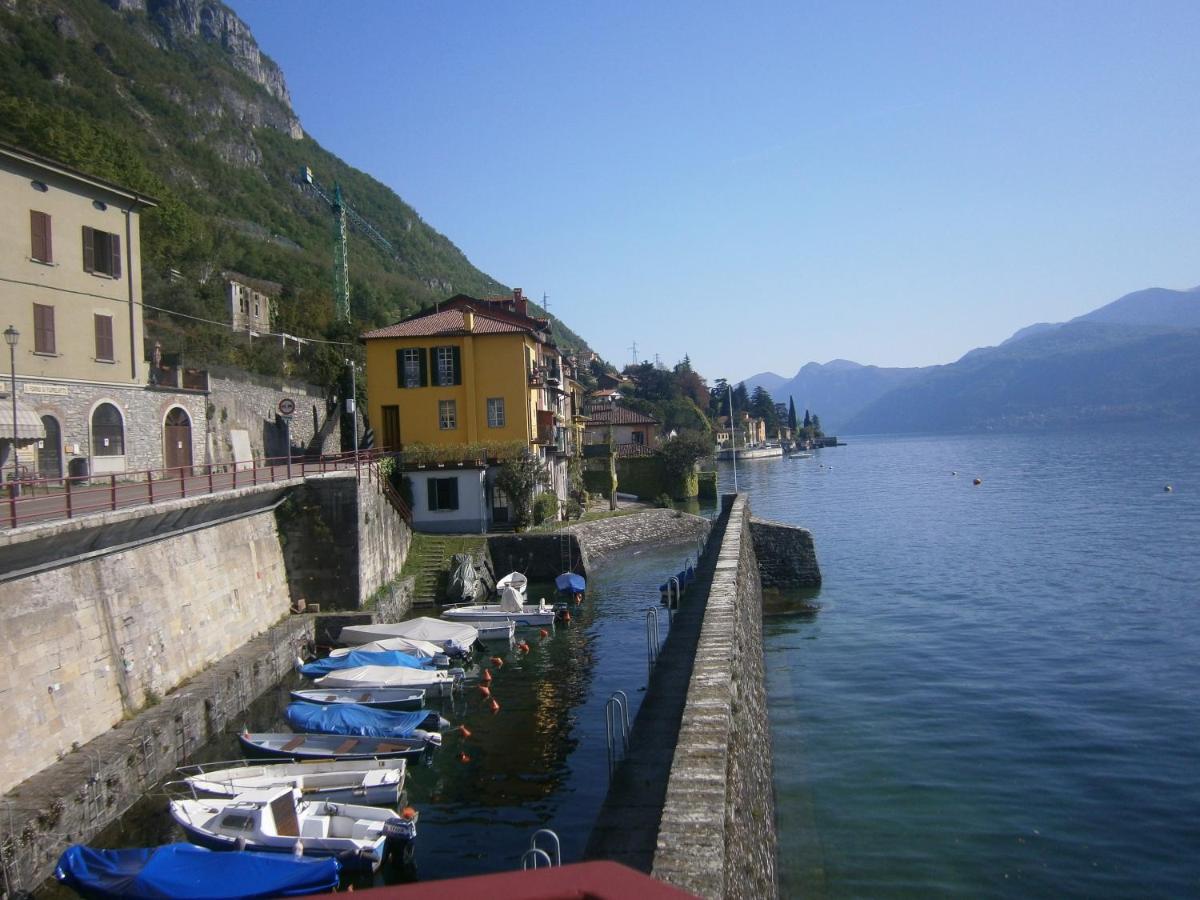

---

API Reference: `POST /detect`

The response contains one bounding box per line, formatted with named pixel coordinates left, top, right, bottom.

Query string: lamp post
left=4, top=325, right=19, bottom=494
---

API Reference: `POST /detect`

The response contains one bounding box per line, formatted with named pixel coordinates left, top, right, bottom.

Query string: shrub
left=533, top=491, right=560, bottom=525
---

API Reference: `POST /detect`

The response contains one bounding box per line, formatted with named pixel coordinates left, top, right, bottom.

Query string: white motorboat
left=315, top=665, right=462, bottom=695
left=289, top=686, right=426, bottom=711
left=169, top=786, right=417, bottom=873
left=175, top=758, right=406, bottom=806
left=495, top=571, right=529, bottom=598
left=338, top=618, right=479, bottom=656
left=787, top=451, right=813, bottom=459
left=440, top=587, right=555, bottom=628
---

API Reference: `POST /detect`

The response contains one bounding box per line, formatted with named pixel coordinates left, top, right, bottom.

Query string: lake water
left=719, top=430, right=1200, bottom=898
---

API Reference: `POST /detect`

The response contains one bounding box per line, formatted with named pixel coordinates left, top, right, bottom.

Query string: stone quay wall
left=651, top=495, right=779, bottom=899
left=750, top=517, right=822, bottom=588
left=206, top=366, right=339, bottom=464
left=571, top=509, right=710, bottom=562
left=0, top=616, right=313, bottom=896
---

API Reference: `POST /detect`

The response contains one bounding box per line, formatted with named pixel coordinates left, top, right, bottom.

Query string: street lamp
left=4, top=325, right=19, bottom=492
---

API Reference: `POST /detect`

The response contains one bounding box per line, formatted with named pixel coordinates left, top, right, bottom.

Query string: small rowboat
left=238, top=731, right=438, bottom=762
left=496, top=571, right=529, bottom=598
left=169, top=786, right=417, bottom=873
left=176, top=757, right=406, bottom=806
left=290, top=686, right=426, bottom=711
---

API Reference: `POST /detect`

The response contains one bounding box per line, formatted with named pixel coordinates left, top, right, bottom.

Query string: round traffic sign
left=278, top=397, right=296, bottom=416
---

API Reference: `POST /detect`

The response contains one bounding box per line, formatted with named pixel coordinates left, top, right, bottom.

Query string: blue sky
left=231, top=0, right=1200, bottom=382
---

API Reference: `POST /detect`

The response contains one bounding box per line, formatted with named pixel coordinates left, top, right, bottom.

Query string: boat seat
left=350, top=821, right=386, bottom=841
left=300, top=817, right=331, bottom=839
left=333, top=738, right=359, bottom=754
left=280, top=736, right=306, bottom=752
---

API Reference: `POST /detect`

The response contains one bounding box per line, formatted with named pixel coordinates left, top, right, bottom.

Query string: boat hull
left=441, top=608, right=554, bottom=627
left=238, top=732, right=432, bottom=763
left=290, top=687, right=426, bottom=711
left=173, top=819, right=386, bottom=874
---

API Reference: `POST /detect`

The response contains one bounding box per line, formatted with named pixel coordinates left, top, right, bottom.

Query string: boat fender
left=477, top=685, right=491, bottom=698
left=489, top=698, right=500, bottom=714
left=458, top=724, right=472, bottom=739
left=235, top=837, right=247, bottom=851
left=481, top=669, right=493, bottom=683
left=437, top=716, right=451, bottom=730
left=423, top=731, right=443, bottom=747
left=293, top=839, right=304, bottom=858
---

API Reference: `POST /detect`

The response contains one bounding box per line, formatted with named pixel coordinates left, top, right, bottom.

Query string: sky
left=230, top=0, right=1200, bottom=382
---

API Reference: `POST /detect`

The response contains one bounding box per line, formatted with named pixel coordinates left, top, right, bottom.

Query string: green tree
left=788, top=397, right=798, bottom=431
left=495, top=453, right=551, bottom=531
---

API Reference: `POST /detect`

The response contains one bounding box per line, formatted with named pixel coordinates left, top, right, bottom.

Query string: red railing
left=2, top=450, right=393, bottom=530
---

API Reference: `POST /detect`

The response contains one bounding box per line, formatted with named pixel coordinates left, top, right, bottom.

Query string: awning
left=0, top=395, right=47, bottom=440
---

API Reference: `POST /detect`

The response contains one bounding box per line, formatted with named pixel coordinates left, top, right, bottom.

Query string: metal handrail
left=646, top=607, right=661, bottom=677
left=605, top=691, right=631, bottom=779
left=3, top=448, right=391, bottom=529
left=529, top=829, right=562, bottom=867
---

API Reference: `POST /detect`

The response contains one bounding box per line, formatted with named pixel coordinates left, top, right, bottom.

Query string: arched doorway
left=37, top=415, right=62, bottom=481
left=164, top=407, right=193, bottom=471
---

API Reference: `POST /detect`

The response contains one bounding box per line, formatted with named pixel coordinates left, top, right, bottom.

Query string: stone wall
left=750, top=517, right=822, bottom=588
left=651, top=495, right=778, bottom=899
left=487, top=533, right=589, bottom=580
left=0, top=504, right=293, bottom=796
left=206, top=366, right=339, bottom=464
left=571, top=509, right=710, bottom=562
left=0, top=616, right=313, bottom=895
left=356, top=471, right=413, bottom=604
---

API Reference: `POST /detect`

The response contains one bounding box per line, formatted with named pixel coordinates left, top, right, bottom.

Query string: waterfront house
left=582, top=402, right=661, bottom=452
left=0, top=143, right=208, bottom=483
left=361, top=289, right=579, bottom=532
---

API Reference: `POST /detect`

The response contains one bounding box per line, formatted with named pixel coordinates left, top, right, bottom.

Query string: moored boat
left=176, top=757, right=406, bottom=806
left=441, top=587, right=555, bottom=627
left=54, top=842, right=340, bottom=899
left=338, top=618, right=478, bottom=656
left=238, top=731, right=437, bottom=762
left=495, top=571, right=529, bottom=598
left=284, top=703, right=448, bottom=741
left=329, top=636, right=444, bottom=661
left=289, top=686, right=426, bottom=711
left=169, top=786, right=417, bottom=873
left=314, top=664, right=462, bottom=696
left=297, top=649, right=434, bottom=679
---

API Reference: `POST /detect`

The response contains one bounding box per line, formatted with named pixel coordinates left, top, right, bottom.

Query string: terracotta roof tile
left=585, top=404, right=660, bottom=426
left=361, top=309, right=529, bottom=340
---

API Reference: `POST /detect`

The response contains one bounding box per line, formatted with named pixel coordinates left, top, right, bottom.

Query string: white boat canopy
left=329, top=636, right=443, bottom=659
left=338, top=618, right=478, bottom=653
left=316, top=665, right=458, bottom=689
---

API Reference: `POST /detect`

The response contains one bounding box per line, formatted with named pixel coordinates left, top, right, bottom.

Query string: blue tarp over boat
left=285, top=701, right=437, bottom=738
left=298, top=649, right=433, bottom=678
left=54, top=843, right=340, bottom=899
left=555, top=572, right=586, bottom=593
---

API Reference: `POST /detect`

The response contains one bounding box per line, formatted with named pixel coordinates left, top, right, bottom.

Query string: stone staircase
left=407, top=534, right=490, bottom=609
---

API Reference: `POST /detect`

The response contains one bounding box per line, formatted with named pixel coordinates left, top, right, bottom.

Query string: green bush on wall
left=533, top=491, right=560, bottom=525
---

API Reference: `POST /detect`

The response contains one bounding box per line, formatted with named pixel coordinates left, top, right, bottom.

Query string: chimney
left=512, top=288, right=527, bottom=317
left=463, top=308, right=475, bottom=332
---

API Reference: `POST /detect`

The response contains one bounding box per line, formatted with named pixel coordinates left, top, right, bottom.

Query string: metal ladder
left=605, top=691, right=631, bottom=779
left=520, top=828, right=562, bottom=869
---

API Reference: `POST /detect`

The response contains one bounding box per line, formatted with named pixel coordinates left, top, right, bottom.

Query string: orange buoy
left=458, top=724, right=472, bottom=739
left=458, top=751, right=471, bottom=764
left=477, top=685, right=491, bottom=698
left=539, top=628, right=550, bottom=639
left=490, top=657, right=504, bottom=668
left=518, top=641, right=530, bottom=654
left=401, top=807, right=417, bottom=820
left=481, top=669, right=493, bottom=683
left=489, top=698, right=500, bottom=713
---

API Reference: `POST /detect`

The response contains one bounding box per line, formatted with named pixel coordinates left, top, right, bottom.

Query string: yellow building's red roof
left=361, top=308, right=529, bottom=339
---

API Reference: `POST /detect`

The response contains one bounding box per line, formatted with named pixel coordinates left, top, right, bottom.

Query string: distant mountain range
left=745, top=285, right=1200, bottom=434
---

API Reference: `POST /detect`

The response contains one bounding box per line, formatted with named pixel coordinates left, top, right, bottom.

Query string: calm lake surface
left=720, top=430, right=1200, bottom=898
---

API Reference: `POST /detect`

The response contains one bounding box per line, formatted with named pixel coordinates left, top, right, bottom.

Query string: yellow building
left=0, top=143, right=208, bottom=483
left=362, top=290, right=577, bottom=532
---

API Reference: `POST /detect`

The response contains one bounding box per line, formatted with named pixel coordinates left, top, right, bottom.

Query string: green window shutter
left=447, top=478, right=459, bottom=510
left=452, top=347, right=462, bottom=385
left=428, top=477, right=439, bottom=511
left=396, top=349, right=405, bottom=388
left=82, top=226, right=94, bottom=272
left=111, top=233, right=121, bottom=278
left=419, top=348, right=429, bottom=387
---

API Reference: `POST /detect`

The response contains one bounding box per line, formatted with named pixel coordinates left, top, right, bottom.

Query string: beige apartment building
left=0, top=143, right=207, bottom=482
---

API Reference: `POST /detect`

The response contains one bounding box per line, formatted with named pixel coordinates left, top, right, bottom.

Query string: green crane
left=301, top=166, right=398, bottom=321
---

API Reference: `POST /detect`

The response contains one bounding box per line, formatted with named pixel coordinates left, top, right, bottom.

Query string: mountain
left=843, top=286, right=1200, bottom=433
left=745, top=359, right=928, bottom=433
left=742, top=371, right=789, bottom=395
left=0, top=0, right=591, bottom=383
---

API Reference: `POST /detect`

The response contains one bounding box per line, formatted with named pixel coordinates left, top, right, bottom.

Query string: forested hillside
left=0, top=0, right=590, bottom=389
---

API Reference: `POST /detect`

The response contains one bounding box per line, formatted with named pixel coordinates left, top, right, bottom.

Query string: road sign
left=278, top=397, right=296, bottom=417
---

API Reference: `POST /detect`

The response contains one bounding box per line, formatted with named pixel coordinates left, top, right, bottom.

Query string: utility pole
left=629, top=341, right=639, bottom=367
left=728, top=382, right=738, bottom=494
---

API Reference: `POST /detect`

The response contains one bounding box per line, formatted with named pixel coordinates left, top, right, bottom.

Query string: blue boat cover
left=55, top=843, right=339, bottom=899
left=298, top=649, right=433, bottom=678
left=286, top=701, right=434, bottom=738
left=555, top=572, right=587, bottom=593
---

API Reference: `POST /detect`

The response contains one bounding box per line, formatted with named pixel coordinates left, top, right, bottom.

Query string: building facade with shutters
left=0, top=143, right=207, bottom=482
left=362, top=290, right=582, bottom=532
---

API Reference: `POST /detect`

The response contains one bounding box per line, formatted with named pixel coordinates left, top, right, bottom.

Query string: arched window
left=91, top=403, right=124, bottom=456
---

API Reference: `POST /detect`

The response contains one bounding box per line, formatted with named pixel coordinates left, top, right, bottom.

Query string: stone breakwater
left=750, top=517, right=822, bottom=588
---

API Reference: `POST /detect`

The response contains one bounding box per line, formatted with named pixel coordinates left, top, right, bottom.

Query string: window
left=33, top=304, right=55, bottom=354
left=438, top=399, right=457, bottom=430
left=487, top=397, right=506, bottom=428
left=94, top=314, right=114, bottom=361
left=91, top=403, right=124, bottom=456
left=434, top=345, right=461, bottom=386
left=30, top=211, right=52, bottom=263
left=82, top=226, right=121, bottom=278
left=428, top=477, right=459, bottom=511
left=398, top=347, right=426, bottom=388
left=632, top=430, right=645, bottom=445
left=381, top=405, right=400, bottom=449
left=219, top=814, right=255, bottom=832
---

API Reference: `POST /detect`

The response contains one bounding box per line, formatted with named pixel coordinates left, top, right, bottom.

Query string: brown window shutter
left=33, top=304, right=55, bottom=354
left=82, top=226, right=95, bottom=272
left=110, top=233, right=121, bottom=278
left=30, top=211, right=52, bottom=262
left=95, top=315, right=114, bottom=361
